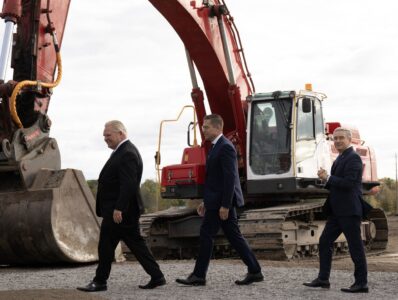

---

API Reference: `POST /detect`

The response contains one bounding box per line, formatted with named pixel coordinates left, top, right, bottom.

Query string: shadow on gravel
left=0, top=289, right=105, bottom=300
left=0, top=262, right=97, bottom=270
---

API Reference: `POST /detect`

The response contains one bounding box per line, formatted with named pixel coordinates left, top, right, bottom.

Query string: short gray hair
left=105, top=120, right=127, bottom=134
left=333, top=127, right=351, bottom=139
left=204, top=114, right=224, bottom=128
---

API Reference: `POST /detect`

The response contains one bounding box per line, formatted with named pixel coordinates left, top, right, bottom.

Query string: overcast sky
left=1, top=0, right=398, bottom=181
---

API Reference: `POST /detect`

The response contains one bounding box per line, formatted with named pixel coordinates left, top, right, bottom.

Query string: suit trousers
left=193, top=208, right=261, bottom=278
left=94, top=218, right=163, bottom=284
left=318, top=216, right=367, bottom=285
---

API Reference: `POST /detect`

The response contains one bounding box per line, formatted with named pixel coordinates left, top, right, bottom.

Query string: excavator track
left=366, top=208, right=389, bottom=250
left=239, top=201, right=388, bottom=260
left=140, top=207, right=197, bottom=238
left=238, top=201, right=324, bottom=260
left=136, top=207, right=199, bottom=259
left=137, top=201, right=388, bottom=260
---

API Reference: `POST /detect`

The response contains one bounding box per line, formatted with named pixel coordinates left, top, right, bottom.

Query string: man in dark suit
left=303, top=127, right=371, bottom=293
left=78, top=120, right=165, bottom=292
left=176, top=114, right=263, bottom=286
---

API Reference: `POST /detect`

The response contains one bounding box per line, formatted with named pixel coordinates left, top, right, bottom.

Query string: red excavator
left=0, top=0, right=103, bottom=264
left=0, top=0, right=387, bottom=264
left=142, top=0, right=388, bottom=260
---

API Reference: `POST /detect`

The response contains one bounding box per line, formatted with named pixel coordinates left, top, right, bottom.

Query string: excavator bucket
left=0, top=169, right=101, bottom=264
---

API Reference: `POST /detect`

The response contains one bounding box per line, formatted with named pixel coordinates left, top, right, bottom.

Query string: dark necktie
left=207, top=144, right=214, bottom=160
left=331, top=155, right=341, bottom=174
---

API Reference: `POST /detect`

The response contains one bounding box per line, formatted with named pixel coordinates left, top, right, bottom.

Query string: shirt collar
left=212, top=134, right=223, bottom=146
left=113, top=138, right=128, bottom=153
left=339, top=146, right=353, bottom=157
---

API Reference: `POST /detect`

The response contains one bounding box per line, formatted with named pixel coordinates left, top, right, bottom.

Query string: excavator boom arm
left=149, top=0, right=252, bottom=152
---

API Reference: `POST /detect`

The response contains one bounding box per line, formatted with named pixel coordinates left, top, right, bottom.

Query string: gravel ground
left=1, top=260, right=398, bottom=300
left=1, top=216, right=397, bottom=299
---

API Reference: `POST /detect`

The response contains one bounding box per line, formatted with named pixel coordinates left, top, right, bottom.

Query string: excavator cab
left=246, top=87, right=379, bottom=198
left=246, top=89, right=332, bottom=197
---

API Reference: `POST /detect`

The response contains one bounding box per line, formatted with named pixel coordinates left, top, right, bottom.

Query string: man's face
left=103, top=125, right=124, bottom=150
left=202, top=119, right=222, bottom=142
left=333, top=130, right=351, bottom=153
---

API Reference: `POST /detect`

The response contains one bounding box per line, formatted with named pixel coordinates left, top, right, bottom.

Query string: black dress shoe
left=303, top=278, right=330, bottom=289
left=176, top=274, right=206, bottom=286
left=235, top=272, right=264, bottom=285
left=139, top=276, right=166, bottom=289
left=341, top=284, right=369, bottom=293
left=77, top=281, right=107, bottom=292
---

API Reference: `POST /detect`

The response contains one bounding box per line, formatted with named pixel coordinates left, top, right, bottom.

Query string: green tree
left=140, top=179, right=187, bottom=213
left=87, top=180, right=98, bottom=197
left=367, top=177, right=397, bottom=214
left=86, top=178, right=187, bottom=213
left=140, top=179, right=159, bottom=212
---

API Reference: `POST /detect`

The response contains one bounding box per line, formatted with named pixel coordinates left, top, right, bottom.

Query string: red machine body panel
left=12, top=0, right=70, bottom=82
left=36, top=0, right=70, bottom=82
left=161, top=146, right=206, bottom=198
left=326, top=122, right=378, bottom=185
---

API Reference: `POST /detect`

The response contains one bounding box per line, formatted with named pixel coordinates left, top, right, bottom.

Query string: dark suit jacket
left=203, top=135, right=244, bottom=210
left=96, top=140, right=144, bottom=224
left=323, top=146, right=372, bottom=217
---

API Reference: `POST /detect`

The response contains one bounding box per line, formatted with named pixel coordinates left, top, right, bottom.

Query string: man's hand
left=317, top=167, right=328, bottom=181
left=219, top=206, right=229, bottom=221
left=113, top=209, right=123, bottom=224
left=197, top=202, right=205, bottom=217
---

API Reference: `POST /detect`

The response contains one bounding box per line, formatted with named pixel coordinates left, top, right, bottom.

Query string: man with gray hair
left=78, top=120, right=165, bottom=292
left=303, top=127, right=372, bottom=293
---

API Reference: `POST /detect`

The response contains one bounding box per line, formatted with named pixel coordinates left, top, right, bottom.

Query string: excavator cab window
left=313, top=99, right=324, bottom=141
left=296, top=97, right=324, bottom=142
left=249, top=99, right=292, bottom=175
left=297, top=97, right=315, bottom=140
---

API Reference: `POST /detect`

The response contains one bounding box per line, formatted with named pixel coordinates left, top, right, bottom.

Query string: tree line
left=87, top=178, right=398, bottom=215
left=87, top=179, right=186, bottom=213
left=366, top=178, right=397, bottom=215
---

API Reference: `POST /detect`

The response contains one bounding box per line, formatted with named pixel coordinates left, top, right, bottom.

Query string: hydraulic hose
left=9, top=31, right=62, bottom=128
